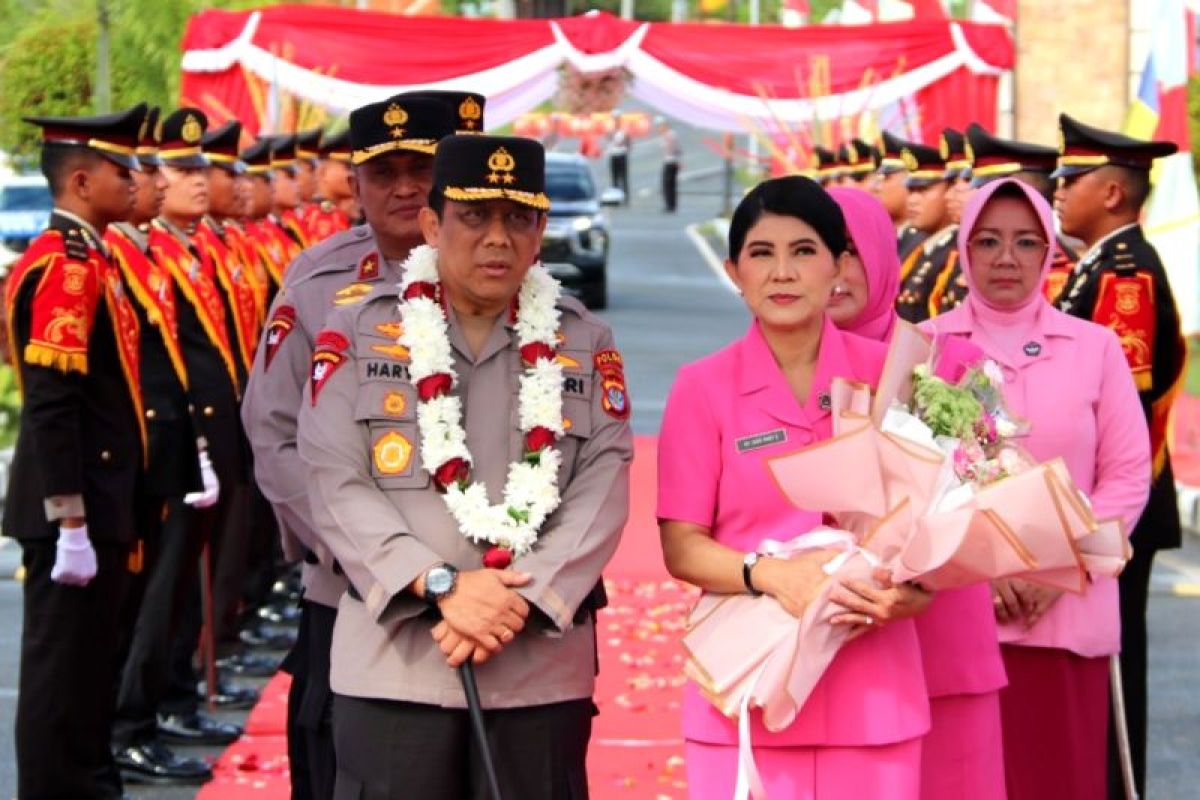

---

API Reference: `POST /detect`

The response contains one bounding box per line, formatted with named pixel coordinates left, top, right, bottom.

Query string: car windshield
left=1, top=183, right=51, bottom=211
left=546, top=167, right=594, bottom=202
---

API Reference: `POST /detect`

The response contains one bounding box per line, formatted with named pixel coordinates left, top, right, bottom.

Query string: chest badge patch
left=334, top=283, right=373, bottom=306
left=372, top=430, right=413, bottom=475
left=736, top=429, right=788, bottom=453
left=383, top=391, right=407, bottom=417
left=371, top=343, right=410, bottom=360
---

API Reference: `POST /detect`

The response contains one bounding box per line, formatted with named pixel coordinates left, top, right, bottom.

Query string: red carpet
left=200, top=397, right=1200, bottom=798
left=198, top=436, right=694, bottom=798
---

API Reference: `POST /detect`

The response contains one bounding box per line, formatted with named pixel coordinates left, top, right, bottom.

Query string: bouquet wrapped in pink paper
left=682, top=322, right=1130, bottom=773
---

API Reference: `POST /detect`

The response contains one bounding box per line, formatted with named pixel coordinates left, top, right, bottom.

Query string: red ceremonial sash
left=195, top=219, right=262, bottom=371
left=280, top=208, right=311, bottom=251
left=106, top=225, right=189, bottom=390
left=149, top=222, right=240, bottom=394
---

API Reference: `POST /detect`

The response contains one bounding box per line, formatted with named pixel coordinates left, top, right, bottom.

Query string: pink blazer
left=658, top=317, right=931, bottom=747
left=924, top=305, right=1151, bottom=657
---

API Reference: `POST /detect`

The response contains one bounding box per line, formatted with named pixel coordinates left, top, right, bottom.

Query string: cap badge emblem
left=939, top=136, right=950, bottom=161
left=181, top=114, right=202, bottom=144
left=901, top=147, right=919, bottom=171
left=459, top=97, right=482, bottom=130
left=384, top=103, right=408, bottom=138
left=486, top=146, right=516, bottom=185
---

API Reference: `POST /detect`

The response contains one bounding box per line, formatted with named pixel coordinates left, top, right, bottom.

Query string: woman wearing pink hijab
left=826, top=187, right=900, bottom=341
left=829, top=185, right=1009, bottom=800
left=923, top=178, right=1151, bottom=799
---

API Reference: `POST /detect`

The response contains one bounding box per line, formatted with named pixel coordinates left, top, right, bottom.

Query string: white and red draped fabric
left=180, top=8, right=1012, bottom=144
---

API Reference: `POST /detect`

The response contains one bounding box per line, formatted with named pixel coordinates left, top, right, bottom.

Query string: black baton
left=459, top=661, right=504, bottom=800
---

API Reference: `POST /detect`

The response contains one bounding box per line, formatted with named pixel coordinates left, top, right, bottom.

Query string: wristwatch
left=742, top=552, right=763, bottom=596
left=422, top=563, right=459, bottom=605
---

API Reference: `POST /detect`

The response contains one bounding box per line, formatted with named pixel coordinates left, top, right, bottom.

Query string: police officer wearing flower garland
left=297, top=134, right=633, bottom=798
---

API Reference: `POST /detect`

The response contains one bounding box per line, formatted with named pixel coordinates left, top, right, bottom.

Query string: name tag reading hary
left=736, top=429, right=787, bottom=453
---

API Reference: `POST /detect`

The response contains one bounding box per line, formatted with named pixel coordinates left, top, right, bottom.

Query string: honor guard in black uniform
left=964, top=122, right=1078, bottom=304
left=148, top=108, right=257, bottom=741
left=878, top=130, right=928, bottom=262
left=929, top=128, right=973, bottom=315
left=104, top=107, right=217, bottom=786
left=1050, top=114, right=1183, bottom=800
left=811, top=145, right=840, bottom=186
left=6, top=103, right=149, bottom=799
left=895, top=137, right=956, bottom=322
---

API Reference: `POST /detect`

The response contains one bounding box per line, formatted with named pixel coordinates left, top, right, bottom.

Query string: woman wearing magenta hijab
left=826, top=187, right=900, bottom=340
left=923, top=178, right=1151, bottom=800
left=828, top=185, right=1009, bottom=800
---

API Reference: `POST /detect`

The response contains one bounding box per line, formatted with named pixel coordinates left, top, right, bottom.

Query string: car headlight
left=572, top=215, right=594, bottom=232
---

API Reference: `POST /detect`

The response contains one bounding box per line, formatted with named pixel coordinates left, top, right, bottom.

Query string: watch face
left=427, top=567, right=455, bottom=596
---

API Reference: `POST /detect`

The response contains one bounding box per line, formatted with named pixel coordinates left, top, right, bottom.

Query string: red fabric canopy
left=180, top=7, right=1012, bottom=145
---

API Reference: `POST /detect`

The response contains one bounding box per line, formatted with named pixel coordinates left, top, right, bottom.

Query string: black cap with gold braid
left=837, top=139, right=878, bottom=178
left=811, top=146, right=839, bottom=182
left=1051, top=113, right=1178, bottom=179
left=402, top=91, right=486, bottom=133
left=901, top=140, right=947, bottom=188
left=879, top=130, right=913, bottom=175
left=158, top=108, right=209, bottom=169
left=240, top=138, right=273, bottom=177
left=25, top=102, right=148, bottom=172
left=270, top=134, right=298, bottom=172
left=966, top=122, right=1057, bottom=187
left=319, top=129, right=351, bottom=162
left=940, top=128, right=970, bottom=179
left=201, top=121, right=245, bottom=175
left=295, top=128, right=322, bottom=164
left=349, top=95, right=456, bottom=165
left=136, top=107, right=162, bottom=168
left=433, top=134, right=549, bottom=211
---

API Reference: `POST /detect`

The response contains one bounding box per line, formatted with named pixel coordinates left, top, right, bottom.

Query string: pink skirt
left=919, top=691, right=1006, bottom=800
left=999, top=645, right=1109, bottom=800
left=685, top=737, right=922, bottom=799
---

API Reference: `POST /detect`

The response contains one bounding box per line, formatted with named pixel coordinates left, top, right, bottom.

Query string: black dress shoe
left=239, top=621, right=298, bottom=650
left=157, top=711, right=242, bottom=745
left=217, top=650, right=282, bottom=677
left=197, top=677, right=260, bottom=709
left=115, top=740, right=212, bottom=785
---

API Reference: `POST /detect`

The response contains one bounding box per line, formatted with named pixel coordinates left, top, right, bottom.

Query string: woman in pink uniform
left=658, top=176, right=932, bottom=799
left=828, top=186, right=1009, bottom=799
left=923, top=177, right=1151, bottom=799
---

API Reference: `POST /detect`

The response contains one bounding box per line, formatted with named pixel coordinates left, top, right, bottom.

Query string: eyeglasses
left=967, top=234, right=1049, bottom=262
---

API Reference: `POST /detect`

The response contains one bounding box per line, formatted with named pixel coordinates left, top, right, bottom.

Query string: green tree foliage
left=0, top=0, right=279, bottom=160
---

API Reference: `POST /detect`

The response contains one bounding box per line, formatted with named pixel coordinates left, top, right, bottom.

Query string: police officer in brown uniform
left=963, top=122, right=1078, bottom=304
left=895, top=138, right=956, bottom=322
left=297, top=132, right=633, bottom=799
left=242, top=93, right=460, bottom=799
left=6, top=103, right=148, bottom=799
left=1050, top=113, right=1183, bottom=799
left=875, top=131, right=927, bottom=262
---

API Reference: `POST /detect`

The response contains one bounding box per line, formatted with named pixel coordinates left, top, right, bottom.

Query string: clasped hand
left=991, top=578, right=1063, bottom=629
left=431, top=568, right=532, bottom=667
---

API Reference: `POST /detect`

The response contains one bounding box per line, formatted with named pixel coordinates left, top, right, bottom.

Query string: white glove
left=184, top=450, right=220, bottom=509
left=51, top=525, right=97, bottom=587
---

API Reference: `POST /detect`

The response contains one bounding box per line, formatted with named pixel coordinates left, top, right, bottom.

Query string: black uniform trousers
left=113, top=495, right=211, bottom=743
left=1108, top=542, right=1156, bottom=799
left=332, top=694, right=594, bottom=800
left=288, top=600, right=338, bottom=800
left=17, top=540, right=131, bottom=799
left=661, top=162, right=679, bottom=212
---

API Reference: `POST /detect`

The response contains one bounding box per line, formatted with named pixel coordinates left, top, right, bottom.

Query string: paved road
left=3, top=130, right=1200, bottom=799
